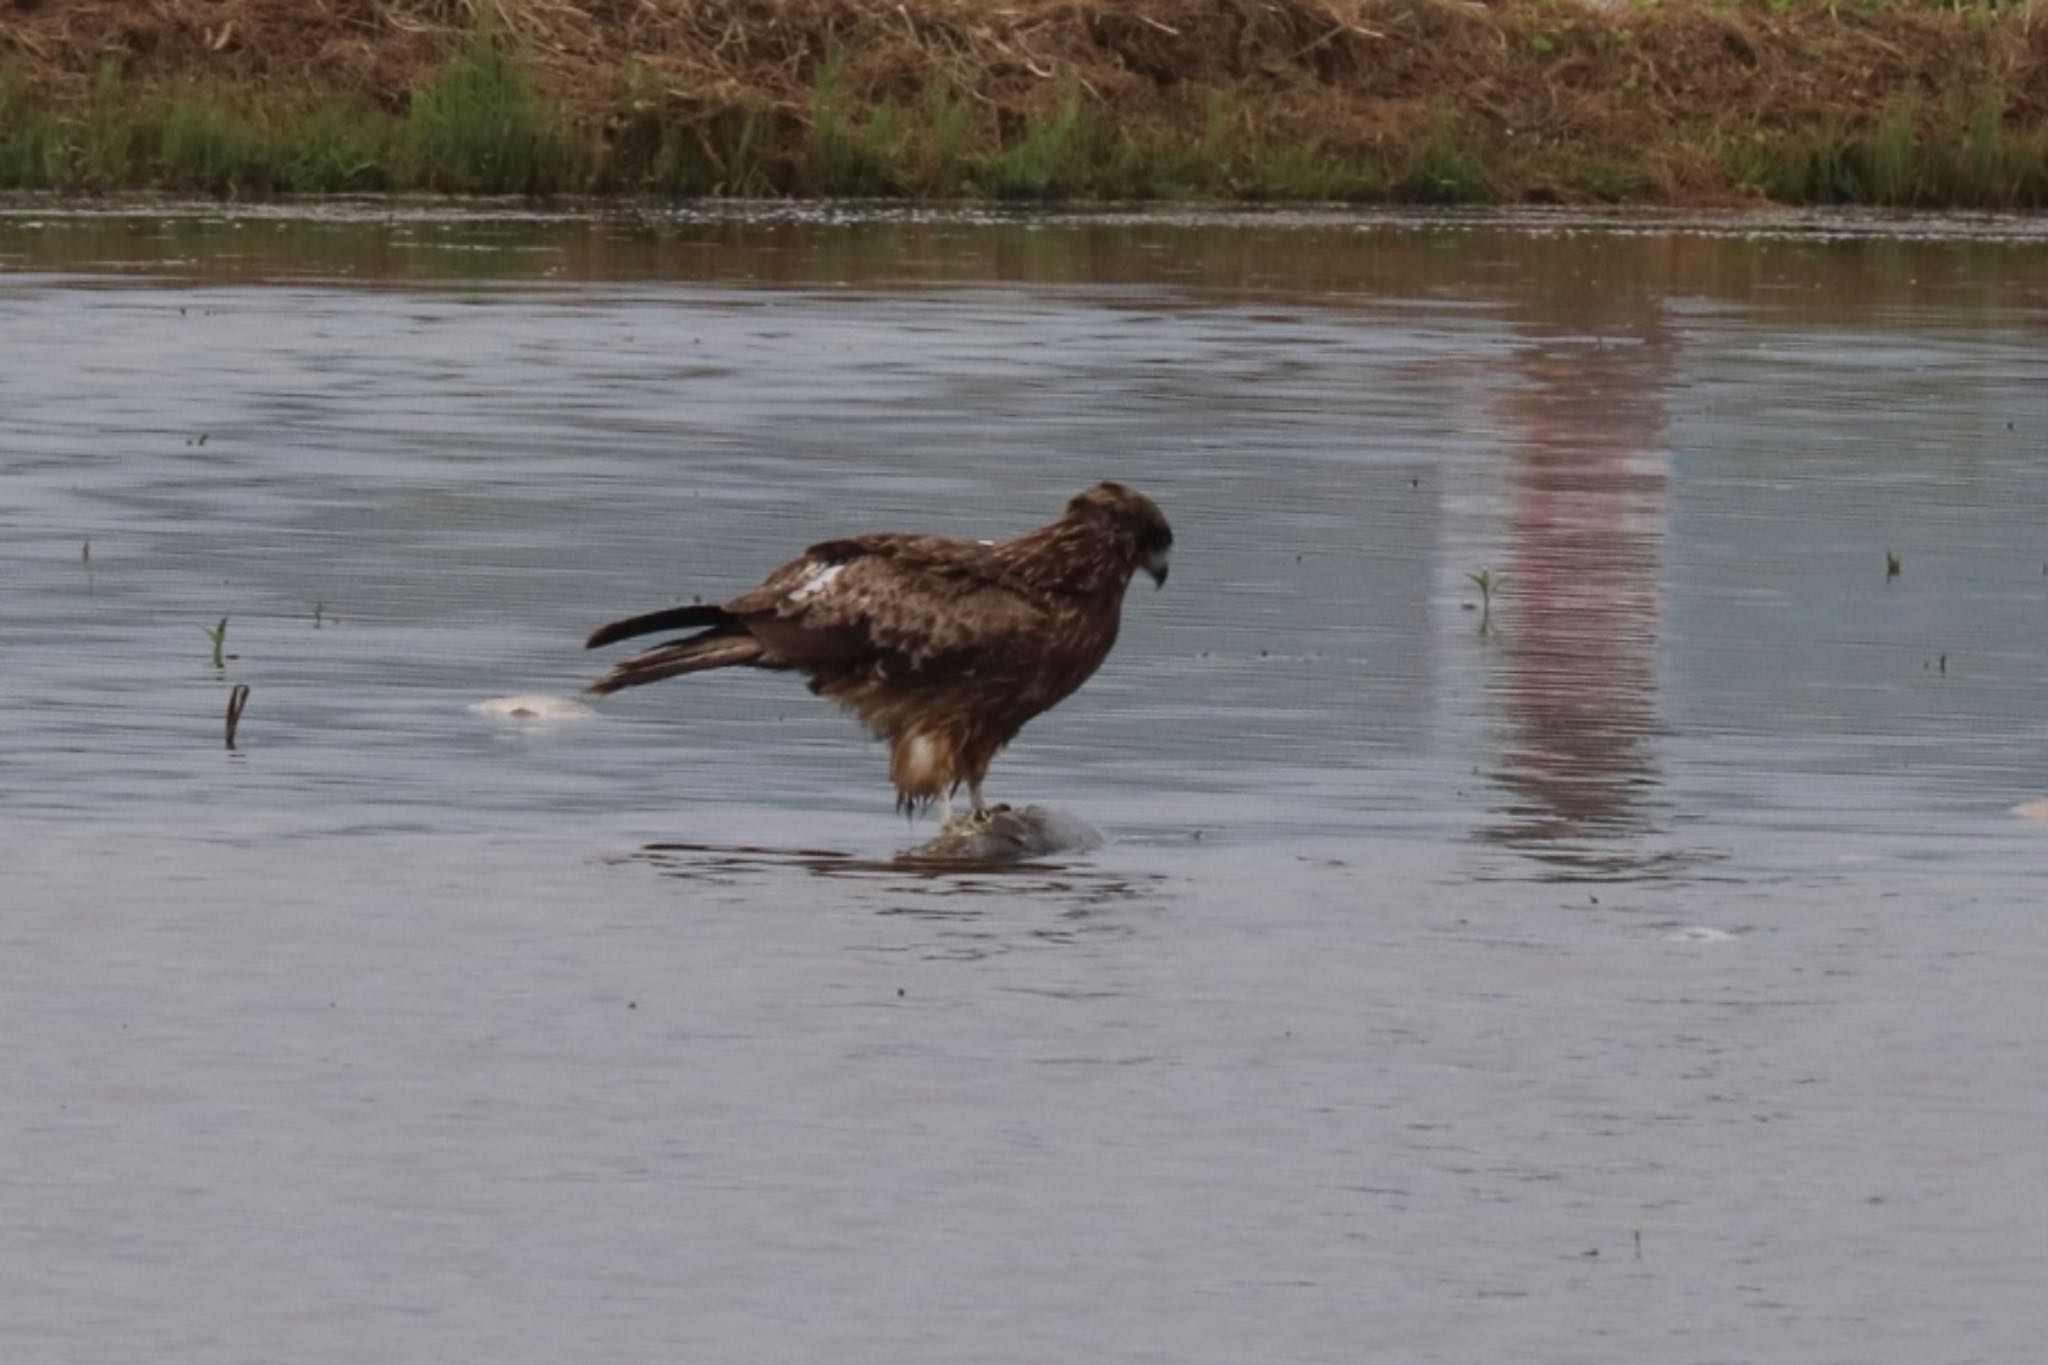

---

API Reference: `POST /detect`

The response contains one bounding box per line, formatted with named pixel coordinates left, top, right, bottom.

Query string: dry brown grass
left=3, top=0, right=2045, bottom=200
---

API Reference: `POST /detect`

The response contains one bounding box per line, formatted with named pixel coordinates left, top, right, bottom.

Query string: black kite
left=585, top=483, right=1173, bottom=826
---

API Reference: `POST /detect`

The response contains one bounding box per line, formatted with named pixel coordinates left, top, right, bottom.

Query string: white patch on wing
left=788, top=561, right=845, bottom=603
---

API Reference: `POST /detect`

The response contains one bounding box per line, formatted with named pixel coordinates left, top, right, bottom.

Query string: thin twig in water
left=225, top=684, right=250, bottom=751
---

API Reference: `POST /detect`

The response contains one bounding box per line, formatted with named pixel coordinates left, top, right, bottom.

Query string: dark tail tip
left=585, top=603, right=734, bottom=650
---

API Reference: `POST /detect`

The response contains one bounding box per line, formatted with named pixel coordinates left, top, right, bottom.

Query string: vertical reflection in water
left=1481, top=295, right=1675, bottom=873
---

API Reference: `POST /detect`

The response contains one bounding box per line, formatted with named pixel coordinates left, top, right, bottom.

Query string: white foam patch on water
left=2012, top=799, right=2048, bottom=822
left=1664, top=926, right=1738, bottom=943
left=469, top=694, right=596, bottom=723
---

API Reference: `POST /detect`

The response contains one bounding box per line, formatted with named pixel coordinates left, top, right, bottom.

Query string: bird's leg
left=936, top=786, right=958, bottom=831
left=967, top=776, right=992, bottom=824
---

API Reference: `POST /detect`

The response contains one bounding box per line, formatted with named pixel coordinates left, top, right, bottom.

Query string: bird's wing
left=727, top=533, right=1046, bottom=666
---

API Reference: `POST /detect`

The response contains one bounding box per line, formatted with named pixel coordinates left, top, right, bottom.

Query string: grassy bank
left=3, top=0, right=2046, bottom=206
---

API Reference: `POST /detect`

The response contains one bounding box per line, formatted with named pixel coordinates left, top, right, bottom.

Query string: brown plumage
left=585, top=483, right=1173, bottom=822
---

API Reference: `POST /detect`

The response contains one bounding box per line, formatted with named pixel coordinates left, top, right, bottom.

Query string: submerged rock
left=903, top=805, right=1104, bottom=864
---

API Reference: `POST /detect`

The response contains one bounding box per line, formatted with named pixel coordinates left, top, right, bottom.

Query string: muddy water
left=3, top=202, right=2045, bottom=1362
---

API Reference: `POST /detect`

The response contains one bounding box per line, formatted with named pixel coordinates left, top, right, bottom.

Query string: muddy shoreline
left=6, top=193, right=2048, bottom=240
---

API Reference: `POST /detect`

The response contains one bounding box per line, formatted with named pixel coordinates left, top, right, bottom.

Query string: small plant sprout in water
left=1466, top=568, right=1503, bottom=631
left=1886, top=550, right=1901, bottom=582
left=313, top=602, right=325, bottom=628
left=202, top=617, right=229, bottom=669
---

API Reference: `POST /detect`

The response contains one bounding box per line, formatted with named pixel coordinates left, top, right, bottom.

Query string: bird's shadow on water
left=630, top=838, right=1160, bottom=902
left=629, top=803, right=1135, bottom=894
left=626, top=838, right=1166, bottom=961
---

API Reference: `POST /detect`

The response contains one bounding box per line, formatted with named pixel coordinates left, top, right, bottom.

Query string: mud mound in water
left=469, top=694, right=595, bottom=724
left=903, top=805, right=1105, bottom=864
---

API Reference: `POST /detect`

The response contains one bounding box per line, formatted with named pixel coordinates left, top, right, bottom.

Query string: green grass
left=1715, top=83, right=2048, bottom=208
left=402, top=28, right=584, bottom=193
left=808, top=55, right=899, bottom=195
left=1143, top=99, right=1388, bottom=200
left=202, top=617, right=228, bottom=671
left=1, top=60, right=401, bottom=193
left=1864, top=94, right=1921, bottom=203
left=155, top=87, right=401, bottom=193
left=920, top=82, right=977, bottom=196
left=1564, top=156, right=1657, bottom=202
left=787, top=84, right=1399, bottom=202
left=1394, top=107, right=1492, bottom=205
left=605, top=106, right=781, bottom=197
left=986, top=91, right=1124, bottom=198
left=0, top=78, right=56, bottom=185
left=0, top=30, right=585, bottom=195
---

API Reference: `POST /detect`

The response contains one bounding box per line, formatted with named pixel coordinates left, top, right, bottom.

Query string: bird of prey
left=585, top=482, right=1172, bottom=827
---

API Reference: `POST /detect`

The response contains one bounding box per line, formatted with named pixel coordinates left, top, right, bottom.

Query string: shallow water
left=3, top=201, right=2045, bottom=1362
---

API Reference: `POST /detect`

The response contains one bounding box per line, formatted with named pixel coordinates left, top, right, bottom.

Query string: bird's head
left=1067, top=482, right=1173, bottom=588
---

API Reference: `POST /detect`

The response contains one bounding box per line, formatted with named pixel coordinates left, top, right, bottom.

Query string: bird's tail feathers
left=585, top=603, right=737, bottom=651
left=586, top=629, right=765, bottom=695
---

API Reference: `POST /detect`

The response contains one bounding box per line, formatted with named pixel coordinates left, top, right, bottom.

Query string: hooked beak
left=1144, top=552, right=1170, bottom=589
